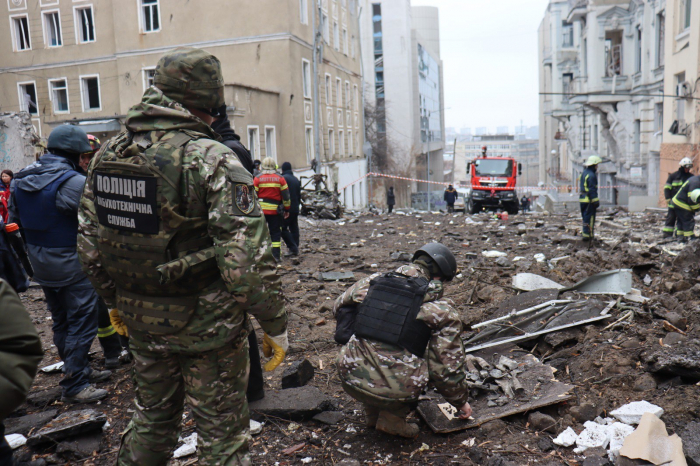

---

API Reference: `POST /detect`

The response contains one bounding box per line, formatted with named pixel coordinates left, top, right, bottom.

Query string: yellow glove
left=262, top=331, right=288, bottom=372
left=109, top=308, right=129, bottom=337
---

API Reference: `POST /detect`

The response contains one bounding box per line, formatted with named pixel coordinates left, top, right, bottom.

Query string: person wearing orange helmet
left=79, top=134, right=101, bottom=172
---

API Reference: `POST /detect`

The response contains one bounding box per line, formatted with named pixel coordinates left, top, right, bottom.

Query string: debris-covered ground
left=7, top=208, right=700, bottom=465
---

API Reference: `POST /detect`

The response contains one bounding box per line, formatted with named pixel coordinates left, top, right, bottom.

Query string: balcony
left=567, top=0, right=588, bottom=22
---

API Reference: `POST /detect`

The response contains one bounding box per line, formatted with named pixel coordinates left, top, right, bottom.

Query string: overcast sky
left=412, top=0, right=551, bottom=133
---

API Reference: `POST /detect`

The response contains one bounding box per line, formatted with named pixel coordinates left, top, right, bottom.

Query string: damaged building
left=538, top=0, right=696, bottom=208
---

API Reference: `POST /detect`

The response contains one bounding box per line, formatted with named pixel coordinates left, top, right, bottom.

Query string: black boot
left=272, top=247, right=281, bottom=262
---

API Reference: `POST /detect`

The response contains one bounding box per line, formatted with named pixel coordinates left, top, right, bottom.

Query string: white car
left=453, top=188, right=470, bottom=212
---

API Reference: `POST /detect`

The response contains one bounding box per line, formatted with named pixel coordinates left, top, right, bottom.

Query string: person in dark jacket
left=211, top=105, right=266, bottom=402
left=9, top=125, right=111, bottom=404
left=387, top=186, right=396, bottom=213
left=0, top=279, right=43, bottom=466
left=443, top=185, right=457, bottom=212
left=280, top=162, right=301, bottom=256
left=579, top=155, right=601, bottom=241
left=211, top=105, right=256, bottom=176
left=253, top=159, right=262, bottom=178
left=671, top=175, right=700, bottom=242
left=662, top=157, right=694, bottom=237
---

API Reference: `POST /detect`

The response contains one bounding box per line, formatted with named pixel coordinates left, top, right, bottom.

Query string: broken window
left=44, top=11, right=62, bottom=47
left=12, top=16, right=31, bottom=51
left=143, top=68, right=156, bottom=91
left=562, top=73, right=574, bottom=99
left=75, top=6, right=95, bottom=43
left=605, top=30, right=623, bottom=77
left=305, top=126, right=314, bottom=163
left=49, top=79, right=69, bottom=113
left=675, top=72, right=686, bottom=123
left=81, top=76, right=101, bottom=111
left=635, top=26, right=642, bottom=74
left=247, top=126, right=259, bottom=159
left=18, top=82, right=38, bottom=115
left=265, top=127, right=276, bottom=161
left=141, top=0, right=160, bottom=33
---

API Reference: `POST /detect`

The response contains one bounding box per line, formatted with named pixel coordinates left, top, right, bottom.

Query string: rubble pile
left=299, top=174, right=343, bottom=219
left=8, top=207, right=700, bottom=465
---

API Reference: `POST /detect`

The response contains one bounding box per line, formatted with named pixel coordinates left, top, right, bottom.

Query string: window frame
left=139, top=0, right=161, bottom=34
left=17, top=80, right=39, bottom=115
left=324, top=73, right=332, bottom=104
left=302, top=59, right=312, bottom=99
left=348, top=129, right=353, bottom=155
left=344, top=81, right=350, bottom=108
left=333, top=21, right=340, bottom=51
left=79, top=74, right=102, bottom=112
left=353, top=84, right=359, bottom=110
left=335, top=77, right=341, bottom=106
left=9, top=14, right=32, bottom=52
left=73, top=4, right=96, bottom=44
left=656, top=12, right=665, bottom=67
left=142, top=66, right=156, bottom=92
left=328, top=128, right=335, bottom=157
left=343, top=27, right=348, bottom=55
left=322, top=12, right=330, bottom=44
left=48, top=77, right=70, bottom=114
left=681, top=0, right=692, bottom=31
left=247, top=125, right=261, bottom=160
left=42, top=9, right=63, bottom=48
left=299, top=0, right=308, bottom=25
left=338, top=129, right=345, bottom=156
left=264, top=126, right=277, bottom=161
left=351, top=34, right=356, bottom=58
left=305, top=126, right=314, bottom=164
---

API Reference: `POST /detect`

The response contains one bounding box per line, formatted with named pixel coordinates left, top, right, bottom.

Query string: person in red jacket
left=0, top=170, right=13, bottom=222
left=254, top=157, right=290, bottom=261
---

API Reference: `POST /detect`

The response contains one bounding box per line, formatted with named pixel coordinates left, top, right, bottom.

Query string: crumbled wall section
left=0, top=113, right=41, bottom=174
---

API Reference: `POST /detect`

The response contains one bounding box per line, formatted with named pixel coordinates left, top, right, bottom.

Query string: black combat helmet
left=412, top=243, right=458, bottom=282
left=47, top=125, right=93, bottom=155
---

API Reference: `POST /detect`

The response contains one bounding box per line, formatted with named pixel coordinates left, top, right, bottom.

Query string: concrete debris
left=281, top=359, right=315, bottom=389
left=389, top=251, right=412, bottom=261
left=56, top=433, right=102, bottom=460
left=679, top=422, right=700, bottom=466
left=534, top=253, right=546, bottom=262
left=619, top=412, right=686, bottom=465
left=250, top=420, right=263, bottom=435
left=27, top=409, right=107, bottom=446
left=173, top=433, right=197, bottom=458
left=553, top=427, right=578, bottom=447
left=314, top=271, right=355, bottom=281
left=4, top=409, right=58, bottom=435
left=574, top=421, right=611, bottom=453
left=299, top=174, right=343, bottom=219
left=610, top=401, right=664, bottom=425
left=482, top=250, right=507, bottom=258
left=313, top=411, right=345, bottom=425
left=249, top=386, right=339, bottom=421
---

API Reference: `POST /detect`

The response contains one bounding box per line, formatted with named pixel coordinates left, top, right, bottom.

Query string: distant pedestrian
left=579, top=155, right=601, bottom=241
left=520, top=195, right=530, bottom=213
left=255, top=157, right=291, bottom=261
left=444, top=185, right=457, bottom=213
left=662, top=157, right=694, bottom=238
left=281, top=162, right=301, bottom=256
left=0, top=170, right=13, bottom=222
left=387, top=186, right=396, bottom=213
left=9, top=125, right=111, bottom=403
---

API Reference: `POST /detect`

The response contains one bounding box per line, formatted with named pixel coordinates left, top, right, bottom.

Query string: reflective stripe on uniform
left=98, top=325, right=117, bottom=338
left=672, top=197, right=700, bottom=211
left=258, top=183, right=283, bottom=188
left=271, top=242, right=281, bottom=248
left=260, top=201, right=281, bottom=211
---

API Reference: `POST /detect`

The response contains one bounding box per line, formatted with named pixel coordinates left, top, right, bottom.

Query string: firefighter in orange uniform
left=254, top=157, right=291, bottom=261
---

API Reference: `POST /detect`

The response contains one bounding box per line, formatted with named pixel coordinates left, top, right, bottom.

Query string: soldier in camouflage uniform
left=334, top=243, right=472, bottom=438
left=77, top=47, right=288, bottom=465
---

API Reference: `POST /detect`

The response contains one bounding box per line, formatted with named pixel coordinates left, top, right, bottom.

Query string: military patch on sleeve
left=232, top=183, right=260, bottom=216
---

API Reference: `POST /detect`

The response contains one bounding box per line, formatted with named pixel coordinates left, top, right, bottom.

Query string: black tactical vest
left=354, top=272, right=432, bottom=357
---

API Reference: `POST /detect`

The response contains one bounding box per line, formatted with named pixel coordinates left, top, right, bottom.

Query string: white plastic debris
left=301, top=457, right=313, bottom=463
left=250, top=419, right=262, bottom=435
left=102, top=420, right=111, bottom=432
left=534, top=253, right=546, bottom=262
left=5, top=434, right=27, bottom=449
left=482, top=250, right=507, bottom=258
left=173, top=433, right=197, bottom=458
left=461, top=438, right=476, bottom=448
left=574, top=421, right=611, bottom=453
left=40, top=361, right=64, bottom=373
left=610, top=401, right=664, bottom=425
left=345, top=426, right=357, bottom=433
left=553, top=427, right=578, bottom=447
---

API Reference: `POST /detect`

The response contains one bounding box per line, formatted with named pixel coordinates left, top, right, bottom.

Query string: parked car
left=453, top=188, right=470, bottom=212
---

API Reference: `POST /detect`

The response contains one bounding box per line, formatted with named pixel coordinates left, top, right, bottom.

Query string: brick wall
left=658, top=142, right=699, bottom=206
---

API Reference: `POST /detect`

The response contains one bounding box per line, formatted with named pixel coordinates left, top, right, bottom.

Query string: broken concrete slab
left=5, top=434, right=27, bottom=449
left=4, top=409, right=58, bottom=435
left=642, top=344, right=700, bottom=380
left=26, top=387, right=62, bottom=406
left=27, top=410, right=107, bottom=446
left=611, top=401, right=664, bottom=425
left=679, top=422, right=700, bottom=466
left=417, top=351, right=574, bottom=433
left=312, top=411, right=345, bottom=425
left=56, top=433, right=102, bottom=459
left=281, top=359, right=315, bottom=389
left=314, top=271, right=355, bottom=281
left=553, top=427, right=578, bottom=447
left=249, top=386, right=338, bottom=421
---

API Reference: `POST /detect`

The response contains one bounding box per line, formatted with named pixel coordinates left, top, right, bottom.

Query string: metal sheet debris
left=512, top=273, right=565, bottom=291
left=564, top=269, right=632, bottom=295
left=314, top=271, right=355, bottom=281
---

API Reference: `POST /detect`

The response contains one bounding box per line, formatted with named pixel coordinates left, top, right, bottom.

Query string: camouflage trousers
left=342, top=382, right=414, bottom=418
left=118, top=337, right=251, bottom=466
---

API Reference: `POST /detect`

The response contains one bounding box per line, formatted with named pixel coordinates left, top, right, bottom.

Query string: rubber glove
left=262, top=331, right=288, bottom=372
left=109, top=308, right=129, bottom=337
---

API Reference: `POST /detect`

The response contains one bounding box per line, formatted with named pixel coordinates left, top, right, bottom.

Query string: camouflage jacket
left=334, top=264, right=469, bottom=408
left=78, top=87, right=287, bottom=352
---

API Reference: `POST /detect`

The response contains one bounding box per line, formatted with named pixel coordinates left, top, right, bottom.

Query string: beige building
left=660, top=0, right=698, bottom=204
left=0, top=0, right=368, bottom=208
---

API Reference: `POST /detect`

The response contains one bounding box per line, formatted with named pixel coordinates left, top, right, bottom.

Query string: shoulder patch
left=232, top=182, right=261, bottom=217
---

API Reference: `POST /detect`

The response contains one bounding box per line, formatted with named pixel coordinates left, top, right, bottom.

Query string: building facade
left=660, top=0, right=698, bottom=205
left=539, top=0, right=668, bottom=207
left=0, top=0, right=368, bottom=208
left=361, top=0, right=445, bottom=208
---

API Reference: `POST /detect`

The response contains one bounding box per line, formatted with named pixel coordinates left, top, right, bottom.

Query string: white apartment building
left=361, top=1, right=445, bottom=207
left=539, top=0, right=667, bottom=206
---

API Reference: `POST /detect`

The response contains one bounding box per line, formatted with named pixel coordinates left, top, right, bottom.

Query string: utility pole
left=312, top=1, right=323, bottom=174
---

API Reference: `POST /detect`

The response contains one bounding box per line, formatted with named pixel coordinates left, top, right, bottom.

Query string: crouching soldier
left=333, top=243, right=472, bottom=438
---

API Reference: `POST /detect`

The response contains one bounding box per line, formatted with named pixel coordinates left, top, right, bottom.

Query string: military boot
left=363, top=404, right=380, bottom=427
left=272, top=248, right=281, bottom=262
left=375, top=411, right=420, bottom=438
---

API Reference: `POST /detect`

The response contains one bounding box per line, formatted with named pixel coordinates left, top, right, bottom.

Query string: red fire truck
left=466, top=157, right=522, bottom=215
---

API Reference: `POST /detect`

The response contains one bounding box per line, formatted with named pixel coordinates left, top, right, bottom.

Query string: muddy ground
left=8, top=207, right=700, bottom=465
